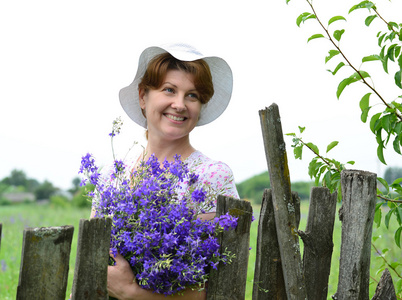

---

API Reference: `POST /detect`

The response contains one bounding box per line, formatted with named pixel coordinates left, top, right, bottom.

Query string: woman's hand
left=107, top=252, right=137, bottom=300
left=108, top=252, right=206, bottom=300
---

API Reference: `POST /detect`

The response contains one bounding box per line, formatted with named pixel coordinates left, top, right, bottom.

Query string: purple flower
left=79, top=138, right=238, bottom=295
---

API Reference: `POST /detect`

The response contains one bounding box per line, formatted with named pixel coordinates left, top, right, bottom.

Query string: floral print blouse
left=178, top=150, right=239, bottom=212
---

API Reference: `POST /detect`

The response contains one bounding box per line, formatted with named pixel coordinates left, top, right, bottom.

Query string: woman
left=106, top=43, right=239, bottom=299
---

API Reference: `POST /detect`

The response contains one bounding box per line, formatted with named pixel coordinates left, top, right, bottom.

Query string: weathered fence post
left=16, top=225, right=74, bottom=300
left=259, top=103, right=306, bottom=299
left=371, top=268, right=397, bottom=300
left=207, top=195, right=253, bottom=300
left=252, top=189, right=301, bottom=300
left=335, top=169, right=377, bottom=300
left=71, top=217, right=112, bottom=300
left=298, top=187, right=337, bottom=299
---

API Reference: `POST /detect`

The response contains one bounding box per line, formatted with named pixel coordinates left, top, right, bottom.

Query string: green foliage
left=34, top=180, right=58, bottom=200
left=71, top=185, right=94, bottom=208
left=236, top=172, right=270, bottom=205
left=287, top=127, right=355, bottom=201
left=1, top=169, right=28, bottom=187
left=50, top=194, right=71, bottom=208
left=287, top=0, right=402, bottom=295
left=236, top=172, right=313, bottom=204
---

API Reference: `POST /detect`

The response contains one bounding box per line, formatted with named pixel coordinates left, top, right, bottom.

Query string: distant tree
left=237, top=172, right=314, bottom=204
left=34, top=180, right=58, bottom=200
left=69, top=177, right=81, bottom=194
left=236, top=172, right=271, bottom=205
left=1, top=169, right=28, bottom=187
left=26, top=178, right=40, bottom=192
left=384, top=167, right=402, bottom=184
left=291, top=181, right=315, bottom=200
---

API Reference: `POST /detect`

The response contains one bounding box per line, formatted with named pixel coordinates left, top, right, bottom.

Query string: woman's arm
left=108, top=253, right=206, bottom=300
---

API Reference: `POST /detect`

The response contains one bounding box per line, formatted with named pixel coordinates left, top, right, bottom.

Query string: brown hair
left=138, top=53, right=214, bottom=104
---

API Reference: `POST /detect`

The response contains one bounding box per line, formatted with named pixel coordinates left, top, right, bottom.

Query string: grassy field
left=0, top=202, right=401, bottom=299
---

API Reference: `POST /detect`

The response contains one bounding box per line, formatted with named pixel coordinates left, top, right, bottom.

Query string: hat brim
left=119, top=44, right=233, bottom=128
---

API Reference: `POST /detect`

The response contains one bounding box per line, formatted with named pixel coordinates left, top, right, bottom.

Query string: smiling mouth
left=165, top=114, right=186, bottom=122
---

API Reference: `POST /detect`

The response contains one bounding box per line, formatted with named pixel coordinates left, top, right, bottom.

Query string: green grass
left=0, top=202, right=401, bottom=299
left=0, top=203, right=91, bottom=300
left=245, top=201, right=402, bottom=299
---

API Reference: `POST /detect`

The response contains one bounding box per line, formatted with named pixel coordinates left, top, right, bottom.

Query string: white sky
left=1, top=0, right=401, bottom=190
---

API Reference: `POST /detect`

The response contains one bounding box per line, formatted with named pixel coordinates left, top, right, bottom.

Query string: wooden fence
left=0, top=103, right=398, bottom=299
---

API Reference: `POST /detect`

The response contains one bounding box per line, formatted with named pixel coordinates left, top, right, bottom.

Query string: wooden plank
left=371, top=268, right=397, bottom=300
left=252, top=189, right=301, bottom=299
left=298, top=187, right=337, bottom=299
left=16, top=225, right=74, bottom=300
left=335, top=169, right=377, bottom=300
left=70, top=218, right=112, bottom=300
left=259, top=103, right=306, bottom=299
left=207, top=195, right=253, bottom=300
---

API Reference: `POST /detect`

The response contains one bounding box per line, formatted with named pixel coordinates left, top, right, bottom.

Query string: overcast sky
left=1, top=0, right=401, bottom=190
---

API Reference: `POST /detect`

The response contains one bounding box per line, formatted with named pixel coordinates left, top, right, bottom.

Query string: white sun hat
left=119, top=43, right=233, bottom=128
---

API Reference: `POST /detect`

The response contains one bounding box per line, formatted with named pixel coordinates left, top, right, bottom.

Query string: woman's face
left=139, top=69, right=202, bottom=143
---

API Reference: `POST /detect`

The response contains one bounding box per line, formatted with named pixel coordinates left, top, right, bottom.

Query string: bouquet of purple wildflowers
left=78, top=119, right=238, bottom=295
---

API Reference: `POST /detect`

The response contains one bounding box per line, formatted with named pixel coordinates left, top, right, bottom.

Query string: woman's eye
left=163, top=87, right=174, bottom=93
left=188, top=93, right=199, bottom=100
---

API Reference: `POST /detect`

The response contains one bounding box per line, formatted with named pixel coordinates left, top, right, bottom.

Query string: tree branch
left=377, top=194, right=402, bottom=203
left=305, top=0, right=402, bottom=122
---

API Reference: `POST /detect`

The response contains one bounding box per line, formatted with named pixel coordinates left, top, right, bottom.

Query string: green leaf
left=385, top=209, right=393, bottom=229
left=374, top=203, right=382, bottom=227
left=346, top=160, right=355, bottom=165
left=362, top=55, right=380, bottom=62
left=349, top=1, right=376, bottom=13
left=337, top=71, right=371, bottom=99
left=361, top=107, right=371, bottom=123
left=325, top=50, right=340, bottom=63
left=395, top=70, right=402, bottom=89
left=387, top=44, right=397, bottom=62
left=326, top=141, right=339, bottom=153
left=380, top=46, right=389, bottom=73
left=286, top=133, right=296, bottom=137
left=377, top=143, right=387, bottom=165
left=370, top=112, right=382, bottom=133
left=381, top=114, right=391, bottom=133
left=359, top=93, right=371, bottom=110
left=397, top=206, right=402, bottom=224
left=298, top=126, right=305, bottom=134
left=378, top=33, right=387, bottom=47
left=307, top=34, right=325, bottom=43
left=294, top=145, right=303, bottom=160
left=392, top=177, right=402, bottom=185
left=388, top=22, right=399, bottom=30
left=306, top=142, right=319, bottom=155
left=328, top=62, right=346, bottom=75
left=296, top=12, right=316, bottom=27
left=393, top=135, right=401, bottom=154
left=395, top=226, right=402, bottom=248
left=399, top=54, right=402, bottom=69
left=365, top=15, right=377, bottom=26
left=328, top=16, right=347, bottom=26
left=324, top=170, right=332, bottom=189
left=378, top=177, right=389, bottom=192
left=333, top=29, right=345, bottom=42
left=395, top=45, right=401, bottom=58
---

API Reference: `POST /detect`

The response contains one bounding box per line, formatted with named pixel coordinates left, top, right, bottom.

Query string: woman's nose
left=171, top=96, right=186, bottom=111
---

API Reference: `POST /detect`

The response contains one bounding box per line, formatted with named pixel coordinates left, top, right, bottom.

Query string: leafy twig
left=372, top=242, right=402, bottom=279
left=377, top=194, right=402, bottom=204
left=304, top=0, right=401, bottom=120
